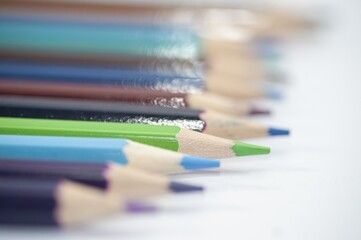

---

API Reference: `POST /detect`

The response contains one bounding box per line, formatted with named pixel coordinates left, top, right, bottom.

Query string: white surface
left=1, top=0, right=361, bottom=239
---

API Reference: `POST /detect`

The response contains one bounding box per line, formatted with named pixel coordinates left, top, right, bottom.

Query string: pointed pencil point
left=268, top=128, right=290, bottom=136
left=126, top=201, right=158, bottom=213
left=169, top=182, right=204, bottom=193
left=232, top=141, right=270, bottom=156
left=263, top=86, right=282, bottom=100
left=249, top=108, right=271, bottom=115
left=181, top=156, right=220, bottom=170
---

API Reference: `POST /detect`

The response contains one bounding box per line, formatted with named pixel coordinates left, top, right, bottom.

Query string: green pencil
left=0, top=117, right=270, bottom=158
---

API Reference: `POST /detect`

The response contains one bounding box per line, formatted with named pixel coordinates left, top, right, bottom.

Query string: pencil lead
left=263, top=86, right=282, bottom=100
left=169, top=182, right=204, bottom=193
left=125, top=202, right=158, bottom=213
left=249, top=108, right=271, bottom=115
left=268, top=127, right=290, bottom=136
left=180, top=156, right=220, bottom=170
left=232, top=141, right=271, bottom=156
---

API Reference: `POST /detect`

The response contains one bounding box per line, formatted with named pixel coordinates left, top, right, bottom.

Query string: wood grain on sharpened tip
left=0, top=117, right=270, bottom=158
left=0, top=160, right=204, bottom=198
left=0, top=96, right=285, bottom=139
left=0, top=178, right=151, bottom=227
left=0, top=135, right=219, bottom=174
left=0, top=60, right=270, bottom=99
left=0, top=80, right=270, bottom=116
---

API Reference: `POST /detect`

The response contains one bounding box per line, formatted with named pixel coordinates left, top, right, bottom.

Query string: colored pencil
left=0, top=96, right=288, bottom=139
left=0, top=159, right=204, bottom=197
left=0, top=50, right=266, bottom=84
left=0, top=80, right=270, bottom=116
left=0, top=15, right=257, bottom=63
left=0, top=135, right=219, bottom=174
left=0, top=117, right=270, bottom=158
left=0, top=0, right=312, bottom=40
left=0, top=177, right=154, bottom=227
left=0, top=61, right=279, bottom=99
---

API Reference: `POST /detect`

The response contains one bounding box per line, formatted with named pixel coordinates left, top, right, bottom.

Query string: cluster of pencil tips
left=0, top=0, right=314, bottom=228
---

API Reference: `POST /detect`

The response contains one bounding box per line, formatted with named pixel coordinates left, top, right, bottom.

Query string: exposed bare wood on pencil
left=56, top=180, right=120, bottom=227
left=176, top=129, right=235, bottom=158
left=200, top=110, right=268, bottom=139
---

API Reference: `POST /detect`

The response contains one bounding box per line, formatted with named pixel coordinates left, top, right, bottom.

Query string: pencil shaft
left=0, top=160, right=109, bottom=189
left=0, top=50, right=205, bottom=75
left=0, top=96, right=206, bottom=132
left=0, top=61, right=204, bottom=93
left=0, top=117, right=180, bottom=150
left=0, top=17, right=201, bottom=60
left=0, top=159, right=204, bottom=196
left=0, top=80, right=190, bottom=107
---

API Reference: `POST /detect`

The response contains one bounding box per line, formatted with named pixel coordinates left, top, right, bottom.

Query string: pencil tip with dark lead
left=232, top=141, right=271, bottom=156
left=249, top=108, right=272, bottom=115
left=169, top=181, right=204, bottom=193
left=268, top=127, right=290, bottom=136
left=126, top=201, right=158, bottom=213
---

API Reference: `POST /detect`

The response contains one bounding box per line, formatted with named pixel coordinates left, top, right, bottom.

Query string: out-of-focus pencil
left=0, top=80, right=270, bottom=116
left=0, top=0, right=314, bottom=40
left=0, top=159, right=204, bottom=197
left=0, top=178, right=155, bottom=227
left=0, top=61, right=280, bottom=99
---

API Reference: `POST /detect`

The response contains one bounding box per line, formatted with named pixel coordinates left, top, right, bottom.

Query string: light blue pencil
left=0, top=135, right=220, bottom=174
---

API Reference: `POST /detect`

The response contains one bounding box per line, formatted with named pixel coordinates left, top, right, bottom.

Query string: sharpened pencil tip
left=169, top=182, right=204, bottom=193
left=181, top=156, right=220, bottom=170
left=264, top=86, right=282, bottom=100
left=249, top=108, right=271, bottom=115
left=268, top=128, right=290, bottom=136
left=232, top=141, right=270, bottom=156
left=126, top=201, right=158, bottom=213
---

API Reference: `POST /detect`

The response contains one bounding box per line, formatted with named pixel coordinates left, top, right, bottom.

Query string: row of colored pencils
left=0, top=0, right=311, bottom=227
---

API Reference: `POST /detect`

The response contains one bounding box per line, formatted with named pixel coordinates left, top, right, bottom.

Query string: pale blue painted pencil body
left=0, top=135, right=128, bottom=164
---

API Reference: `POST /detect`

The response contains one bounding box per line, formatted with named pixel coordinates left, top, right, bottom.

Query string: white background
left=1, top=0, right=361, bottom=239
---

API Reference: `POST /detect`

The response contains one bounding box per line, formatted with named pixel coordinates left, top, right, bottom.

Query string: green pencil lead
left=232, top=141, right=270, bottom=156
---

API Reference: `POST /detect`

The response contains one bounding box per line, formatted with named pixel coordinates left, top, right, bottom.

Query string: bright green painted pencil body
left=0, top=117, right=270, bottom=158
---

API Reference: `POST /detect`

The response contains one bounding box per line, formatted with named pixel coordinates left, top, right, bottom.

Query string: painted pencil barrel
left=0, top=135, right=220, bottom=174
left=0, top=178, right=138, bottom=227
left=0, top=159, right=204, bottom=197
left=0, top=61, right=204, bottom=93
left=0, top=95, right=206, bottom=131
left=0, top=17, right=202, bottom=60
